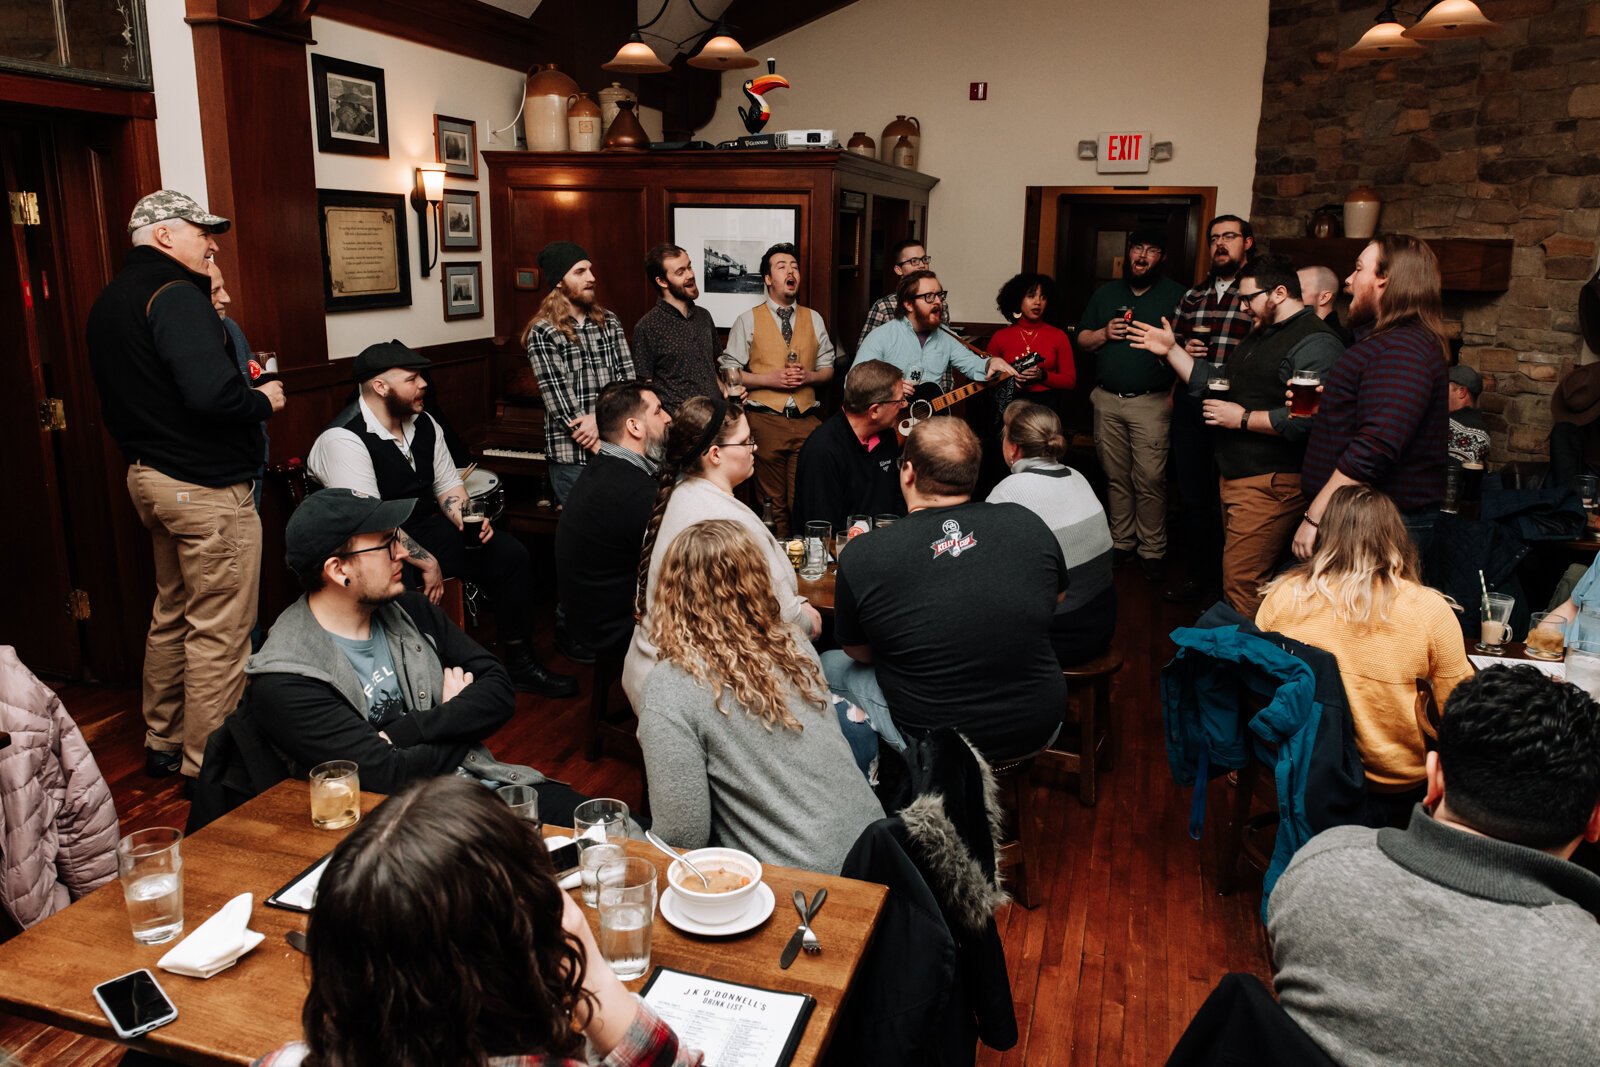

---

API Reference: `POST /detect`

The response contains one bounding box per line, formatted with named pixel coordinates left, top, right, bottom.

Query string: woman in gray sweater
left=638, top=519, right=884, bottom=875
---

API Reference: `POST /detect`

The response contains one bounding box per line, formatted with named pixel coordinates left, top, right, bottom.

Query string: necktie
left=777, top=306, right=794, bottom=345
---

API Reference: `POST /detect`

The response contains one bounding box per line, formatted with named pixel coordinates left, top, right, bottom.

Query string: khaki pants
left=127, top=465, right=261, bottom=776
left=747, top=409, right=819, bottom=538
left=1219, top=472, right=1304, bottom=618
left=1091, top=387, right=1169, bottom=559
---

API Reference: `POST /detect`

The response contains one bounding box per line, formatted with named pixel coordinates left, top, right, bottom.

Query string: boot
left=503, top=639, right=578, bottom=698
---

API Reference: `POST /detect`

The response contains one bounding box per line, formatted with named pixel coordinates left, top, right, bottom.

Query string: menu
left=640, top=968, right=814, bottom=1067
left=265, top=854, right=331, bottom=912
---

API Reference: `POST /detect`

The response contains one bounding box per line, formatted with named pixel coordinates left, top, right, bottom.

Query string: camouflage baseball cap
left=127, top=190, right=232, bottom=235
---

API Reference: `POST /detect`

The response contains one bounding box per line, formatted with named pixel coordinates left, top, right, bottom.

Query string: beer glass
left=801, top=521, right=831, bottom=580
left=1288, top=369, right=1323, bottom=417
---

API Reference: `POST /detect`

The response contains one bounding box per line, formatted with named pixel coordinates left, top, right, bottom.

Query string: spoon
left=644, top=829, right=710, bottom=888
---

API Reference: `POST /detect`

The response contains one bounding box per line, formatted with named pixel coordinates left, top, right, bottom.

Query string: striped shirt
left=1300, top=323, right=1448, bottom=510
left=525, top=310, right=636, bottom=466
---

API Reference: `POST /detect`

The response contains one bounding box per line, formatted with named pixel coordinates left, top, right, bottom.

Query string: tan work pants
left=747, top=409, right=819, bottom=538
left=1219, top=472, right=1304, bottom=618
left=1091, top=387, right=1169, bottom=559
left=127, top=464, right=261, bottom=776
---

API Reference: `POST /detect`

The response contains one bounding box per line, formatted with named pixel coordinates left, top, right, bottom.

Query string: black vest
left=334, top=402, right=440, bottom=517
left=1215, top=308, right=1337, bottom=480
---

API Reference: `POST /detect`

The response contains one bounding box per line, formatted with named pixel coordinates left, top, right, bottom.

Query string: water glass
left=1579, top=474, right=1598, bottom=510
left=498, top=784, right=539, bottom=830
left=1568, top=641, right=1600, bottom=698
left=310, top=760, right=361, bottom=830
left=873, top=514, right=898, bottom=529
left=580, top=843, right=625, bottom=908
left=1477, top=592, right=1515, bottom=653
left=1526, top=612, right=1567, bottom=661
left=845, top=514, right=872, bottom=541
left=573, top=798, right=630, bottom=846
left=597, top=857, right=658, bottom=981
left=117, top=828, right=184, bottom=945
left=801, top=521, right=831, bottom=580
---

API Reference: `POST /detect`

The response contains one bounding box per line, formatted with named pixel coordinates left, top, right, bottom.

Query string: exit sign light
left=1097, top=131, right=1150, bottom=173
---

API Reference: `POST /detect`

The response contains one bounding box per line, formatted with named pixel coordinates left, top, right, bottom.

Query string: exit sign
left=1097, top=131, right=1150, bottom=173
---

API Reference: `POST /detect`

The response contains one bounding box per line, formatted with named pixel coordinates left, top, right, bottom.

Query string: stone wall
left=1251, top=0, right=1600, bottom=461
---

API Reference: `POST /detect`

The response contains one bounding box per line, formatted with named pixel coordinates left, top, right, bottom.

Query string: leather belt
left=746, top=405, right=818, bottom=420
left=1100, top=386, right=1166, bottom=399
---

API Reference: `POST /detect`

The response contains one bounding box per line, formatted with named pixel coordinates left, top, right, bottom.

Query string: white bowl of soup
left=667, top=847, right=763, bottom=925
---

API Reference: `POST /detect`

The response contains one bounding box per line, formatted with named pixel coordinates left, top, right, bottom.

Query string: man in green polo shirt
left=1077, top=229, right=1187, bottom=579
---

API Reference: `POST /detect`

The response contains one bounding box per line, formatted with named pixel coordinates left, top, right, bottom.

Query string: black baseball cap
left=1128, top=228, right=1166, bottom=251
left=285, top=489, right=415, bottom=576
left=351, top=339, right=432, bottom=383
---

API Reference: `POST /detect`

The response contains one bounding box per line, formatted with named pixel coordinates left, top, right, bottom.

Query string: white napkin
left=157, top=892, right=266, bottom=979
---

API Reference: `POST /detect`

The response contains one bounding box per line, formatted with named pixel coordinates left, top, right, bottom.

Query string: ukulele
left=896, top=350, right=1043, bottom=443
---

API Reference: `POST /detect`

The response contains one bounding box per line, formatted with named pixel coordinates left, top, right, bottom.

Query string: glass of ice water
left=117, top=827, right=184, bottom=945
left=309, top=760, right=361, bottom=830
left=498, top=784, right=540, bottom=832
left=579, top=842, right=626, bottom=908
left=801, top=521, right=831, bottom=581
left=597, top=857, right=657, bottom=981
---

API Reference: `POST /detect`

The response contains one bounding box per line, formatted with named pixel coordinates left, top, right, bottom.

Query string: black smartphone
left=93, top=968, right=178, bottom=1039
left=547, top=840, right=581, bottom=877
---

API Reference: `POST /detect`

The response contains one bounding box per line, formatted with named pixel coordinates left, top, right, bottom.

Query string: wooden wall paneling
left=506, top=184, right=655, bottom=341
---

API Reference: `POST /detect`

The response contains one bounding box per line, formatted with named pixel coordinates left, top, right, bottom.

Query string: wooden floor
left=0, top=567, right=1271, bottom=1065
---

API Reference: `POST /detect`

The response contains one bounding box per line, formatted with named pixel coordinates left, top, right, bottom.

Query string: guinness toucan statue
left=739, top=58, right=789, bottom=135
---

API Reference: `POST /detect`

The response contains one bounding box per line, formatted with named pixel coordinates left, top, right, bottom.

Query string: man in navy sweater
left=87, top=190, right=285, bottom=780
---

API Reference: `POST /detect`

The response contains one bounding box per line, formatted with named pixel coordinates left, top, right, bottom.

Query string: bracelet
left=1303, top=512, right=1319, bottom=528
left=1239, top=409, right=1251, bottom=430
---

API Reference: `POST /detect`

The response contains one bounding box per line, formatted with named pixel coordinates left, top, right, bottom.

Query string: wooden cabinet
left=483, top=149, right=938, bottom=353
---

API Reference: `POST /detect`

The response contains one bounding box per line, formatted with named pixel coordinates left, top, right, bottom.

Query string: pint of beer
left=1207, top=373, right=1231, bottom=396
left=1190, top=325, right=1213, bottom=360
left=1288, top=368, right=1323, bottom=416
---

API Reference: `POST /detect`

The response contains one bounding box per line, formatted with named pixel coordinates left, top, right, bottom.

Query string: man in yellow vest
left=719, top=242, right=836, bottom=536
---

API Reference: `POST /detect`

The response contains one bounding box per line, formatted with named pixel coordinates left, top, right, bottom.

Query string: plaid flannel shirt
left=1173, top=277, right=1253, bottom=364
left=525, top=310, right=636, bottom=466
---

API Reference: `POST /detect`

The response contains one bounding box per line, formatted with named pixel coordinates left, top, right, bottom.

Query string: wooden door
left=0, top=121, right=82, bottom=675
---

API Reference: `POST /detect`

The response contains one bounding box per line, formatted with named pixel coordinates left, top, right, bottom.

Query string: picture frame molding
left=441, top=261, right=485, bottom=320
left=433, top=114, right=479, bottom=179
left=440, top=189, right=482, bottom=252
left=311, top=54, right=390, bottom=158
left=316, top=188, right=412, bottom=312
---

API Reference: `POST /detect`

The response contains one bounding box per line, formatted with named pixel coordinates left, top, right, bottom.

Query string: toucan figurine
left=739, top=58, right=789, bottom=135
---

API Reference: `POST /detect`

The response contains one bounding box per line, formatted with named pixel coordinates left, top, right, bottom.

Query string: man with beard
left=857, top=238, right=946, bottom=351
left=720, top=243, right=836, bottom=536
left=523, top=241, right=636, bottom=503
left=857, top=269, right=1014, bottom=402
left=554, top=381, right=673, bottom=661
left=1132, top=254, right=1343, bottom=615
left=309, top=341, right=576, bottom=697
left=1076, top=229, right=1186, bottom=580
left=1298, top=265, right=1355, bottom=346
left=1161, top=215, right=1256, bottom=603
left=793, top=359, right=910, bottom=530
left=632, top=243, right=718, bottom=414
left=1294, top=234, right=1451, bottom=559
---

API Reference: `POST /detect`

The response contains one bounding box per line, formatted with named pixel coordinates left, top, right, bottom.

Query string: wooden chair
left=990, top=752, right=1042, bottom=909
left=1037, top=647, right=1123, bottom=806
left=584, top=647, right=641, bottom=765
left=438, top=577, right=465, bottom=628
left=1415, top=677, right=1441, bottom=754
left=1216, top=753, right=1278, bottom=896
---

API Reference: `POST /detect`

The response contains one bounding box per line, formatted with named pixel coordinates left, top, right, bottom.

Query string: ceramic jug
left=846, top=131, right=876, bottom=158
left=604, top=99, right=649, bottom=151
left=567, top=92, right=602, bottom=152
left=879, top=115, right=919, bottom=169
left=525, top=64, right=579, bottom=151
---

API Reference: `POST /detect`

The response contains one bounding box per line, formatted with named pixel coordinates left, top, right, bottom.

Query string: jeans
left=820, top=649, right=904, bottom=775
left=1400, top=505, right=1439, bottom=559
left=549, top=461, right=583, bottom=504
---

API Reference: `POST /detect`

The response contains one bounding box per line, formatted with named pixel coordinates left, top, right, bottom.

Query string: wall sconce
left=411, top=166, right=446, bottom=277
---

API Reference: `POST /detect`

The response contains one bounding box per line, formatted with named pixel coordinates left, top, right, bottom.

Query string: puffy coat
left=0, top=646, right=119, bottom=929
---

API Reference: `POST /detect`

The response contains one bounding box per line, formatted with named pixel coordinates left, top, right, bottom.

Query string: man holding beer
left=1132, top=254, right=1342, bottom=615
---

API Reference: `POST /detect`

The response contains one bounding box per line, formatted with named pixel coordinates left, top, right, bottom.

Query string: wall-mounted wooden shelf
left=1267, top=236, right=1514, bottom=292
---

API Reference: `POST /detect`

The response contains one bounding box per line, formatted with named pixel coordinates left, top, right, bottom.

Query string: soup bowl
left=666, top=847, right=763, bottom=926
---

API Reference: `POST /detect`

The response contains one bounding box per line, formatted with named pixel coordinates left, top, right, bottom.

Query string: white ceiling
left=475, top=0, right=737, bottom=58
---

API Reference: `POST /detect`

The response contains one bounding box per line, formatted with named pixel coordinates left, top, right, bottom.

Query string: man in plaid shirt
left=1294, top=234, right=1450, bottom=560
left=1164, top=215, right=1256, bottom=603
left=524, top=241, right=637, bottom=503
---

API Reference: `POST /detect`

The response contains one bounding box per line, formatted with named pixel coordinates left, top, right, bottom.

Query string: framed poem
left=440, top=190, right=481, bottom=251
left=670, top=204, right=801, bottom=327
left=442, top=262, right=484, bottom=320
left=434, top=114, right=478, bottom=179
left=316, top=189, right=412, bottom=312
left=311, top=54, right=389, bottom=158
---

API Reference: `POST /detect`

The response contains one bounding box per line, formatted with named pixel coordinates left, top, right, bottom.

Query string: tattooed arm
left=437, top=485, right=493, bottom=544
left=396, top=528, right=445, bottom=605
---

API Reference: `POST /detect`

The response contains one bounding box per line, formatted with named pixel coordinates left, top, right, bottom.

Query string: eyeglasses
left=868, top=395, right=907, bottom=408
left=914, top=290, right=949, bottom=305
left=1236, top=289, right=1267, bottom=304
left=715, top=439, right=758, bottom=451
left=339, top=530, right=401, bottom=560
left=1208, top=231, right=1245, bottom=245
left=1129, top=244, right=1161, bottom=256
left=897, top=255, right=932, bottom=268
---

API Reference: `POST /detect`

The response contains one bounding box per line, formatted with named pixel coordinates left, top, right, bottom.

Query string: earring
left=1011, top=310, right=1021, bottom=320
left=343, top=578, right=351, bottom=587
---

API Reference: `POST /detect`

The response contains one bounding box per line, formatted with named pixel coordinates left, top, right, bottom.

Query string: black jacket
left=554, top=452, right=658, bottom=650
left=792, top=410, right=905, bottom=530
left=86, top=245, right=272, bottom=486
left=1166, top=973, right=1339, bottom=1066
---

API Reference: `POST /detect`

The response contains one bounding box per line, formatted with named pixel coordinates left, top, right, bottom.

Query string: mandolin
left=896, top=350, right=1043, bottom=443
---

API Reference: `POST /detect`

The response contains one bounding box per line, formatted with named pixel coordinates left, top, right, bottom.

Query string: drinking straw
left=1480, top=570, right=1490, bottom=607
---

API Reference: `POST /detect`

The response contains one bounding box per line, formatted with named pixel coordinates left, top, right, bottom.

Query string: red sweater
left=988, top=321, right=1075, bottom=392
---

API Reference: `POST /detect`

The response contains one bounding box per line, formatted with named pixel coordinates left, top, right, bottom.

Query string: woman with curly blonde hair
left=637, top=519, right=883, bottom=875
left=1257, top=484, right=1472, bottom=820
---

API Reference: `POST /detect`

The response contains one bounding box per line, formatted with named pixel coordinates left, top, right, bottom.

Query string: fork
left=793, top=888, right=826, bottom=954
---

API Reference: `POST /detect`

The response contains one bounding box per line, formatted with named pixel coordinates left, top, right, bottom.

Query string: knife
left=779, top=891, right=812, bottom=969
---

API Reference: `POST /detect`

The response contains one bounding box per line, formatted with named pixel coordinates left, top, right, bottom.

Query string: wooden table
left=0, top=781, right=885, bottom=1066
left=797, top=563, right=836, bottom=616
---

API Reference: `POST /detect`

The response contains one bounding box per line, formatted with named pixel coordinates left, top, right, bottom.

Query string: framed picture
left=440, top=190, right=481, bottom=251
left=442, top=262, right=484, bottom=320
left=670, top=204, right=801, bottom=327
left=316, top=189, right=411, bottom=312
left=433, top=114, right=478, bottom=179
left=311, top=55, right=389, bottom=157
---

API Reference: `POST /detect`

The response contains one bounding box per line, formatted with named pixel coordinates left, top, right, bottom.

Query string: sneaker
left=1139, top=556, right=1167, bottom=583
left=145, top=747, right=182, bottom=777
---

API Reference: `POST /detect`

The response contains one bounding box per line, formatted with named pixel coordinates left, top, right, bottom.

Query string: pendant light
left=602, top=32, right=671, bottom=75
left=688, top=29, right=759, bottom=70
left=1403, top=0, right=1501, bottom=39
left=1344, top=12, right=1427, bottom=60
left=602, top=0, right=758, bottom=76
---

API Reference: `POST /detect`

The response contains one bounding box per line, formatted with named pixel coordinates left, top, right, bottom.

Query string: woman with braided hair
left=621, top=395, right=821, bottom=707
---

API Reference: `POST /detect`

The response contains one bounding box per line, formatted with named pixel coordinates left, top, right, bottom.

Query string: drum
left=462, top=468, right=505, bottom=522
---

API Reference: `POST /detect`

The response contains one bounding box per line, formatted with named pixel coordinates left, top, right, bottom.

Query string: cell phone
left=547, top=840, right=581, bottom=877
left=93, top=968, right=178, bottom=1039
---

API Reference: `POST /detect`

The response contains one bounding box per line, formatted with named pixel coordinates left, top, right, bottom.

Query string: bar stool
left=990, top=752, right=1042, bottom=909
left=584, top=647, right=637, bottom=762
left=1039, top=647, right=1123, bottom=806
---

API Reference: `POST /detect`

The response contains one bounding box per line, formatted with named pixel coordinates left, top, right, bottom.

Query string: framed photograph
left=433, top=114, right=478, bottom=179
left=440, top=190, right=481, bottom=251
left=670, top=204, right=802, bottom=327
left=316, top=189, right=411, bottom=312
left=311, top=55, right=389, bottom=157
left=442, top=262, right=484, bottom=320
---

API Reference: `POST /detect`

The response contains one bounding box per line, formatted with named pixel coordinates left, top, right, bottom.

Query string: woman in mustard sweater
left=1256, top=485, right=1472, bottom=821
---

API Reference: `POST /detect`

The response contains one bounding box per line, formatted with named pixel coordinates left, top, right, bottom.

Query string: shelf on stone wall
left=1267, top=237, right=1513, bottom=293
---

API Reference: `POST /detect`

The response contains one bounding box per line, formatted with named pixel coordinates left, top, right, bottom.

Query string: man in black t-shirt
left=793, top=359, right=908, bottom=530
left=821, top=418, right=1067, bottom=764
